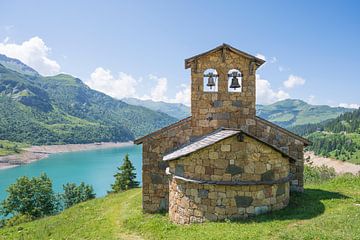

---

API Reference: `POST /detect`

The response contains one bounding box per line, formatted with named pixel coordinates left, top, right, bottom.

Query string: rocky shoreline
left=0, top=142, right=133, bottom=170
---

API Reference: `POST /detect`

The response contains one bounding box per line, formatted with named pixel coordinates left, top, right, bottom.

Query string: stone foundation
left=169, top=178, right=290, bottom=224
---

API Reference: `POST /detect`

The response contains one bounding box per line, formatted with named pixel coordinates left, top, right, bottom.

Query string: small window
left=228, top=69, right=242, bottom=92
left=203, top=69, right=218, bottom=92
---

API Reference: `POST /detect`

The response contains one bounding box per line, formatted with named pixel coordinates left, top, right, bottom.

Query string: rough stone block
left=232, top=100, right=242, bottom=107
left=198, top=189, right=209, bottom=198
left=254, top=206, right=268, bottom=215
left=276, top=183, right=286, bottom=196
left=175, top=164, right=185, bottom=177
left=261, top=170, right=275, bottom=181
left=219, top=144, right=230, bottom=152
left=225, top=165, right=243, bottom=175
left=235, top=196, right=253, bottom=208
left=151, top=174, right=163, bottom=184
left=213, top=100, right=223, bottom=108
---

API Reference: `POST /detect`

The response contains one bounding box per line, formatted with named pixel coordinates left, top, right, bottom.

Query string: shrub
left=110, top=154, right=139, bottom=193
left=304, top=165, right=337, bottom=184
left=62, top=182, right=96, bottom=209
left=0, top=173, right=60, bottom=219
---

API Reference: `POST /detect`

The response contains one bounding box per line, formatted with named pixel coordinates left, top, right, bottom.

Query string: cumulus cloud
left=173, top=84, right=191, bottom=106
left=283, top=75, right=305, bottom=89
left=256, top=53, right=266, bottom=61
left=256, top=75, right=290, bottom=104
left=146, top=74, right=168, bottom=102
left=0, top=36, right=60, bottom=75
left=307, top=95, right=316, bottom=104
left=339, top=103, right=360, bottom=109
left=86, top=67, right=138, bottom=99
left=141, top=75, right=191, bottom=106
left=2, top=37, right=9, bottom=43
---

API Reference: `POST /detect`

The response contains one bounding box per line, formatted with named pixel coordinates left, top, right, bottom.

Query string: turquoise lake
left=0, top=144, right=142, bottom=201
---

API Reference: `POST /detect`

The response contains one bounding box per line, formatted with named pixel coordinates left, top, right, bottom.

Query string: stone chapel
left=134, top=43, right=310, bottom=224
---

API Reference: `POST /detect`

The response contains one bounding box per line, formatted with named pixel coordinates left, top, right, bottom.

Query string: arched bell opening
left=228, top=69, right=242, bottom=92
left=203, top=69, right=218, bottom=92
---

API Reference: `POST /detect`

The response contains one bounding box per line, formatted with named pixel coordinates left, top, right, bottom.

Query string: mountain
left=0, top=58, right=177, bottom=145
left=290, top=108, right=360, bottom=164
left=123, top=98, right=352, bottom=129
left=256, top=99, right=352, bottom=128
left=123, top=98, right=190, bottom=120
left=0, top=54, right=39, bottom=76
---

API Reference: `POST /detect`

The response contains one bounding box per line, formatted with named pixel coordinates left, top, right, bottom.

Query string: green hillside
left=256, top=99, right=352, bottom=128
left=290, top=109, right=360, bottom=164
left=0, top=58, right=177, bottom=145
left=1, top=175, right=359, bottom=240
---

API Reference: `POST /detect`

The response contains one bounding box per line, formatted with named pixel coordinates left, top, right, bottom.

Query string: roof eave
left=184, top=43, right=265, bottom=69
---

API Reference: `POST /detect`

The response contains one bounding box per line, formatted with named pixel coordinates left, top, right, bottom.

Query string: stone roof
left=163, top=128, right=297, bottom=162
left=163, top=129, right=239, bottom=161
left=255, top=116, right=311, bottom=146
left=184, top=43, right=266, bottom=69
left=134, top=116, right=310, bottom=146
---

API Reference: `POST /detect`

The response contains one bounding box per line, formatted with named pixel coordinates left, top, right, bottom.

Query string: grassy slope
left=0, top=140, right=29, bottom=156
left=1, top=176, right=360, bottom=240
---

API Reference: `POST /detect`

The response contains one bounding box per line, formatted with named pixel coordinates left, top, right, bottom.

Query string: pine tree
left=110, top=154, right=139, bottom=193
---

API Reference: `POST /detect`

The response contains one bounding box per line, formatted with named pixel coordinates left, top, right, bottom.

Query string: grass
left=0, top=175, right=360, bottom=240
left=0, top=140, right=29, bottom=156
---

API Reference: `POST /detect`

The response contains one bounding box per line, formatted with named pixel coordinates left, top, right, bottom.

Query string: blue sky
left=0, top=1, right=359, bottom=107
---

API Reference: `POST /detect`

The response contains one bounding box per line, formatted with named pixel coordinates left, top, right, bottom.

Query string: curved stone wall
left=167, top=134, right=291, bottom=224
left=169, top=178, right=290, bottom=224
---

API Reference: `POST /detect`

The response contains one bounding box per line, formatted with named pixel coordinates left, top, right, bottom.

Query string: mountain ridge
left=0, top=55, right=177, bottom=145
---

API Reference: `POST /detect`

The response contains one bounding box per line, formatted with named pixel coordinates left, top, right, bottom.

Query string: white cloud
left=2, top=37, right=9, bottom=44
left=256, top=74, right=290, bottom=104
left=86, top=67, right=138, bottom=99
left=307, top=95, right=316, bottom=104
left=270, top=57, right=277, bottom=63
left=147, top=74, right=168, bottom=102
left=283, top=75, right=305, bottom=89
left=256, top=53, right=266, bottom=61
left=173, top=84, right=191, bottom=106
left=339, top=103, right=360, bottom=109
left=0, top=36, right=60, bottom=75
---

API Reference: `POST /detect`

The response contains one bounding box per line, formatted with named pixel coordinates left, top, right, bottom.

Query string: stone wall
left=190, top=50, right=259, bottom=137
left=168, top=135, right=291, bottom=224
left=142, top=118, right=192, bottom=213
left=138, top=46, right=306, bottom=214
left=252, top=117, right=305, bottom=192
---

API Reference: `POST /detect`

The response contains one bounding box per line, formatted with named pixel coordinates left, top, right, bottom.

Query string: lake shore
left=0, top=142, right=134, bottom=170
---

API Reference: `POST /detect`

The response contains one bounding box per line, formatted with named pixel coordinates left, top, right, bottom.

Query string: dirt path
left=305, top=151, right=360, bottom=175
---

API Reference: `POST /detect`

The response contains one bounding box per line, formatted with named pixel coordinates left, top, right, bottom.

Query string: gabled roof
left=163, top=128, right=296, bottom=162
left=184, top=43, right=266, bottom=69
left=255, top=116, right=311, bottom=146
left=134, top=115, right=310, bottom=147
left=163, top=129, right=238, bottom=161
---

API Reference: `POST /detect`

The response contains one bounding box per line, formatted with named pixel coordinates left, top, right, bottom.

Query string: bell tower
left=185, top=44, right=265, bottom=137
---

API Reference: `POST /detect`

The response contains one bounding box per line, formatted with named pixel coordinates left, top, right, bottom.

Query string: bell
left=205, top=72, right=216, bottom=89
left=229, top=72, right=241, bottom=89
